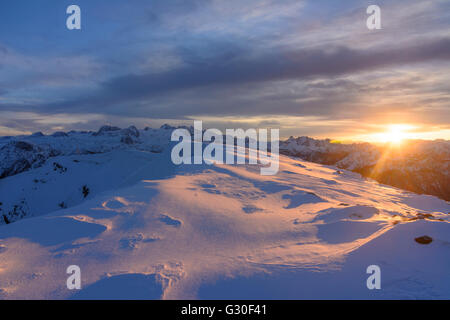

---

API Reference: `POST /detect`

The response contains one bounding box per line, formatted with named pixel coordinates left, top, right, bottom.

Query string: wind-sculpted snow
left=280, top=136, right=450, bottom=201
left=0, top=145, right=449, bottom=299
left=0, top=125, right=180, bottom=224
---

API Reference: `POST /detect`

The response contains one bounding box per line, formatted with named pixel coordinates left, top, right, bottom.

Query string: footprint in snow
left=282, top=170, right=297, bottom=175
left=158, top=215, right=182, bottom=227
left=201, top=183, right=216, bottom=188
left=282, top=190, right=326, bottom=209
left=200, top=183, right=222, bottom=195
left=253, top=180, right=293, bottom=194
left=102, top=198, right=126, bottom=209
left=119, top=233, right=158, bottom=250
left=320, top=178, right=339, bottom=185
left=242, top=205, right=263, bottom=214
left=70, top=273, right=163, bottom=300
left=313, top=205, right=380, bottom=223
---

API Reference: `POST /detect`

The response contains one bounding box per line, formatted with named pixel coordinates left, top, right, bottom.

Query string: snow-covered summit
left=0, top=125, right=177, bottom=180
left=280, top=137, right=450, bottom=201
left=0, top=138, right=449, bottom=299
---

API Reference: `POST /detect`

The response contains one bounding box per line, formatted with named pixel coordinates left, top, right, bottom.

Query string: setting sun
left=386, top=125, right=407, bottom=144
left=373, top=124, right=415, bottom=144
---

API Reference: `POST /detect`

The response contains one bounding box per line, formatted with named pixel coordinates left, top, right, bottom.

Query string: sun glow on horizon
left=371, top=124, right=416, bottom=145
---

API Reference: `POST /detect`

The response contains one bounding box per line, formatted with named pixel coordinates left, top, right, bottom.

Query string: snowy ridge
left=0, top=130, right=449, bottom=299
left=0, top=125, right=173, bottom=179
left=0, top=125, right=181, bottom=224
left=280, top=136, right=450, bottom=201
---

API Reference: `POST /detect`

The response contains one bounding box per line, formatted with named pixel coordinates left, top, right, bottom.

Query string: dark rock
left=1, top=159, right=31, bottom=179
left=2, top=215, right=10, bottom=224
left=5, top=201, right=29, bottom=222
left=415, top=235, right=433, bottom=245
left=417, top=213, right=435, bottom=220
left=53, top=162, right=67, bottom=173
left=12, top=141, right=34, bottom=151
left=122, top=126, right=140, bottom=138
left=0, top=141, right=59, bottom=179
left=82, top=185, right=90, bottom=198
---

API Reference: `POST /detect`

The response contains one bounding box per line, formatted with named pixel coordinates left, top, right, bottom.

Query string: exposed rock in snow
left=93, top=125, right=121, bottom=136
left=414, top=235, right=433, bottom=244
left=0, top=141, right=60, bottom=179
left=121, top=125, right=140, bottom=138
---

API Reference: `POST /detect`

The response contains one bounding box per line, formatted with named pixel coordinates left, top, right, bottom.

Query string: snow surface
left=280, top=136, right=450, bottom=201
left=0, top=128, right=449, bottom=299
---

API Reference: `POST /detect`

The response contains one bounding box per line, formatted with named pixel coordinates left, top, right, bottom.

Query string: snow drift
left=0, top=126, right=449, bottom=299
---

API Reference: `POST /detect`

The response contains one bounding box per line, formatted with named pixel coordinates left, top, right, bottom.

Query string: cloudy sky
left=0, top=0, right=449, bottom=140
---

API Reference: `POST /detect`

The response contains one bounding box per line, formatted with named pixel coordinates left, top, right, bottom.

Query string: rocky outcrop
left=93, top=125, right=121, bottom=136
left=0, top=141, right=60, bottom=179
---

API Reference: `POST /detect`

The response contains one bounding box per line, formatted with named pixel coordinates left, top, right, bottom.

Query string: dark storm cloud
left=104, top=38, right=450, bottom=98
left=17, top=36, right=449, bottom=118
